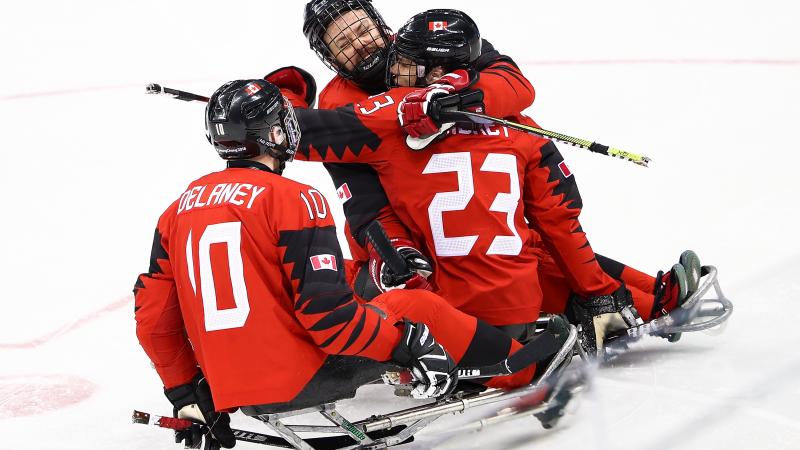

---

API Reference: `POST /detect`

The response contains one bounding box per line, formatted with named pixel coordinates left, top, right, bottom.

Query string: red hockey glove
left=264, top=66, right=317, bottom=108
left=368, top=238, right=433, bottom=293
left=398, top=69, right=474, bottom=138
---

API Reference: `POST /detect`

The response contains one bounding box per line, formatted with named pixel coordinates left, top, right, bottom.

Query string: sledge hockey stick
left=438, top=107, right=651, bottom=167
left=133, top=409, right=412, bottom=449
left=145, top=83, right=649, bottom=166
left=132, top=410, right=288, bottom=447
left=145, top=83, right=209, bottom=102
left=363, top=220, right=414, bottom=279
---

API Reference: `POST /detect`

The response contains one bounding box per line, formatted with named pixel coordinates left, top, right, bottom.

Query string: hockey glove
left=392, top=321, right=458, bottom=399
left=566, top=283, right=643, bottom=358
left=398, top=69, right=476, bottom=138
left=164, top=372, right=236, bottom=450
left=368, top=238, right=433, bottom=293
left=264, top=66, right=317, bottom=108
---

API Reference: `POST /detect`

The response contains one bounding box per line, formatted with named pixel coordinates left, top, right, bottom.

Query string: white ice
left=1, top=0, right=799, bottom=448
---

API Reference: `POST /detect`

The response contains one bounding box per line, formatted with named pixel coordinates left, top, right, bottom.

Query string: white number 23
left=423, top=152, right=522, bottom=257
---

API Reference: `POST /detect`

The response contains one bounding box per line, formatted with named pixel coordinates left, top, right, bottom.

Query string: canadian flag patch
left=244, top=83, right=262, bottom=95
left=336, top=183, right=352, bottom=203
left=558, top=161, right=572, bottom=178
left=428, top=21, right=448, bottom=31
left=310, top=254, right=337, bottom=271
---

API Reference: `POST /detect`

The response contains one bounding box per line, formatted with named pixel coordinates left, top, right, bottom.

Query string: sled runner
left=600, top=264, right=733, bottom=359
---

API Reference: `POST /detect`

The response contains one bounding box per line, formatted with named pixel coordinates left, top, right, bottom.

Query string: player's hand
left=368, top=238, right=433, bottom=292
left=566, top=283, right=643, bottom=357
left=398, top=69, right=473, bottom=138
left=165, top=373, right=236, bottom=449
left=392, top=321, right=458, bottom=399
left=264, top=66, right=317, bottom=108
left=389, top=246, right=433, bottom=289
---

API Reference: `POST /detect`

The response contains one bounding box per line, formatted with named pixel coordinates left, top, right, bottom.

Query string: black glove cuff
left=164, top=379, right=198, bottom=410
left=566, top=283, right=633, bottom=322
left=390, top=320, right=416, bottom=366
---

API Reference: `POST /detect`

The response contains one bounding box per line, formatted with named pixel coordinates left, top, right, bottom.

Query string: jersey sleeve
left=473, top=38, right=536, bottom=118
left=294, top=89, right=415, bottom=164
left=273, top=186, right=401, bottom=360
left=316, top=82, right=418, bottom=252
left=522, top=139, right=621, bottom=297
left=294, top=106, right=384, bottom=164
left=134, top=203, right=199, bottom=389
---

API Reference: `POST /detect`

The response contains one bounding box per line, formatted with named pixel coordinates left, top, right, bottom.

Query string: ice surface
left=1, top=0, right=799, bottom=448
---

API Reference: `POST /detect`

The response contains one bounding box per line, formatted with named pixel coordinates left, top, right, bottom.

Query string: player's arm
left=522, top=139, right=621, bottom=297
left=275, top=188, right=401, bottom=361
left=268, top=67, right=426, bottom=282
left=398, top=39, right=537, bottom=139
left=293, top=100, right=404, bottom=164
left=266, top=65, right=399, bottom=165
left=472, top=38, right=536, bottom=118
left=134, top=206, right=198, bottom=389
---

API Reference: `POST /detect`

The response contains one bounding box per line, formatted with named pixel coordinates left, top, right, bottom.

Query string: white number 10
left=423, top=152, right=522, bottom=257
left=186, top=222, right=250, bottom=331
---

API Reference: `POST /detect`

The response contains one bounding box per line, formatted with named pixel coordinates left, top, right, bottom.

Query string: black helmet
left=387, top=9, right=481, bottom=87
left=302, top=0, right=392, bottom=87
left=205, top=80, right=301, bottom=168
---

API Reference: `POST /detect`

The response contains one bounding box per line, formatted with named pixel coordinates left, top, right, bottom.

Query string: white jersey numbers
left=423, top=153, right=479, bottom=256
left=480, top=154, right=523, bottom=256
left=300, top=189, right=328, bottom=220
left=358, top=95, right=395, bottom=115
left=423, top=152, right=523, bottom=257
left=185, top=222, right=250, bottom=332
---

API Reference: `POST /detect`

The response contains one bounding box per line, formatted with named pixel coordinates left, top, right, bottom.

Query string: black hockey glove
left=566, top=283, right=643, bottom=357
left=384, top=246, right=434, bottom=286
left=164, top=372, right=236, bottom=450
left=392, top=320, right=458, bottom=399
left=427, top=89, right=485, bottom=125
left=368, top=238, right=433, bottom=293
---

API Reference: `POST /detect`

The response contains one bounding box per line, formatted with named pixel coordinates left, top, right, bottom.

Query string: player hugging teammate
left=134, top=2, right=712, bottom=449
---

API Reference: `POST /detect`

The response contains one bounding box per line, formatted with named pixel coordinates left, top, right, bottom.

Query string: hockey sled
left=601, top=264, right=733, bottom=358
left=134, top=326, right=581, bottom=449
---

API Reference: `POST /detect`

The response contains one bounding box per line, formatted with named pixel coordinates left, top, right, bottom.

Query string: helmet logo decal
left=428, top=21, right=448, bottom=31
left=244, top=83, right=262, bottom=95
left=215, top=123, right=225, bottom=135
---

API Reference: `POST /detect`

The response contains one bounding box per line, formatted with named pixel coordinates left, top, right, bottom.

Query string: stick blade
left=132, top=410, right=151, bottom=425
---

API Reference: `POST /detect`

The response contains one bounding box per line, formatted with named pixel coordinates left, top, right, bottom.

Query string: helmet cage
left=303, top=0, right=392, bottom=83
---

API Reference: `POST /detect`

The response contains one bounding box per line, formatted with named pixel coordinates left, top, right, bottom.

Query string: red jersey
left=292, top=96, right=621, bottom=325
left=301, top=38, right=537, bottom=264
left=134, top=161, right=401, bottom=410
